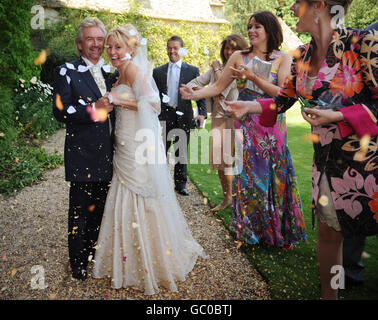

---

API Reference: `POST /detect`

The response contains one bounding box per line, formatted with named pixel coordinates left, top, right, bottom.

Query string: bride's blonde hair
left=106, top=24, right=141, bottom=57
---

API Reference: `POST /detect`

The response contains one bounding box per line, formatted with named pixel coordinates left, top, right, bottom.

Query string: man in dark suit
left=52, top=17, right=117, bottom=280
left=153, top=36, right=206, bottom=196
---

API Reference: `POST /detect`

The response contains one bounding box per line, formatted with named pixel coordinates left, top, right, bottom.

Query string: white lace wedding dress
left=93, top=83, right=207, bottom=295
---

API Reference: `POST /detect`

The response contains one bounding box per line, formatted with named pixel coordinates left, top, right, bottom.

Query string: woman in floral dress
left=225, top=0, right=378, bottom=300
left=181, top=11, right=307, bottom=248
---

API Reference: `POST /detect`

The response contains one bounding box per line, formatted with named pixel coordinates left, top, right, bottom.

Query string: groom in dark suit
left=52, top=17, right=117, bottom=280
left=153, top=36, right=206, bottom=195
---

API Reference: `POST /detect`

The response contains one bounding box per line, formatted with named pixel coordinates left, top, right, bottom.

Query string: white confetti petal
left=66, top=75, right=71, bottom=84
left=129, top=29, right=137, bottom=36
left=162, top=94, right=170, bottom=103
left=102, top=64, right=111, bottom=73
left=108, top=93, right=113, bottom=104
left=78, top=99, right=86, bottom=105
left=59, top=67, right=67, bottom=76
left=78, top=65, right=89, bottom=72
left=176, top=111, right=184, bottom=116
left=204, top=46, right=209, bottom=55
left=132, top=223, right=139, bottom=229
left=67, top=106, right=76, bottom=114
left=121, top=53, right=132, bottom=61
left=66, top=63, right=75, bottom=70
left=178, top=47, right=188, bottom=57
left=141, top=38, right=147, bottom=46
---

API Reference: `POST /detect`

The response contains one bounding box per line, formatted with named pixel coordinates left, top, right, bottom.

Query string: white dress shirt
left=167, top=59, right=182, bottom=107
left=81, top=56, right=107, bottom=96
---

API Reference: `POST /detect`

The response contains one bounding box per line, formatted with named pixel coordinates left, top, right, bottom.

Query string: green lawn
left=188, top=103, right=378, bottom=300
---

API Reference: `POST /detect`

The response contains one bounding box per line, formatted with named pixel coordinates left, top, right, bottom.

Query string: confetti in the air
left=162, top=93, right=170, bottom=103
left=78, top=65, right=89, bottom=73
left=121, top=53, right=132, bottom=61
left=34, top=49, right=48, bottom=65
left=56, top=94, right=64, bottom=111
left=318, top=195, right=329, bottom=207
left=360, top=134, right=371, bottom=156
left=178, top=47, right=188, bottom=57
left=289, top=49, right=301, bottom=59
left=141, top=38, right=147, bottom=46
left=304, top=133, right=320, bottom=144
left=59, top=68, right=67, bottom=76
left=204, top=46, right=209, bottom=55
left=129, top=29, right=137, bottom=36
left=67, top=106, right=76, bottom=114
left=102, top=64, right=111, bottom=73
left=11, top=268, right=17, bottom=278
left=66, top=63, right=75, bottom=70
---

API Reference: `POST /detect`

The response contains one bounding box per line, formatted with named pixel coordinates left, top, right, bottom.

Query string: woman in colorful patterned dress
left=180, top=11, right=307, bottom=248
left=225, top=0, right=378, bottom=300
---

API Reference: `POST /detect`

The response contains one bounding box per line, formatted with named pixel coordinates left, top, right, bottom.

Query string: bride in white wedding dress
left=93, top=25, right=207, bottom=295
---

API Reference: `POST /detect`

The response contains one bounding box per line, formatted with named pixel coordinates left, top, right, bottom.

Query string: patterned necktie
left=167, top=64, right=178, bottom=106
left=91, top=65, right=107, bottom=96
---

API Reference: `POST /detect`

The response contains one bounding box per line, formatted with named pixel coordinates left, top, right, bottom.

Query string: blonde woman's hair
left=105, top=24, right=141, bottom=57
left=75, top=17, right=106, bottom=53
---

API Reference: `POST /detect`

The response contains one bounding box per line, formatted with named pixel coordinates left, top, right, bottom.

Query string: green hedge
left=0, top=0, right=40, bottom=87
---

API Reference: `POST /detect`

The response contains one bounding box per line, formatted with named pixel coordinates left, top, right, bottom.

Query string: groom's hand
left=95, top=94, right=113, bottom=112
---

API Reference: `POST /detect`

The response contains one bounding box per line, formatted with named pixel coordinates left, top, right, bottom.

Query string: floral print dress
left=229, top=52, right=307, bottom=247
left=259, top=26, right=378, bottom=238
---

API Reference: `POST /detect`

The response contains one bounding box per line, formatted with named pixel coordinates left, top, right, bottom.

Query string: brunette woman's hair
left=245, top=11, right=283, bottom=61
left=219, top=34, right=249, bottom=64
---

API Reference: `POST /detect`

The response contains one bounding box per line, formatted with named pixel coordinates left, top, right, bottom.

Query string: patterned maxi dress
left=258, top=26, right=378, bottom=238
left=229, top=52, right=307, bottom=247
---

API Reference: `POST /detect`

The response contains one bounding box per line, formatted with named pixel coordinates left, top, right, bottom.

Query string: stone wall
left=37, top=0, right=229, bottom=24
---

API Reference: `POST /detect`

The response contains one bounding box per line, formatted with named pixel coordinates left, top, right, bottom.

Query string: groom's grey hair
left=75, top=17, right=106, bottom=52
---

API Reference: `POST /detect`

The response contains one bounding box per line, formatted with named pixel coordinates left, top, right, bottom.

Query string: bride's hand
left=180, top=84, right=197, bottom=100
left=225, top=100, right=262, bottom=119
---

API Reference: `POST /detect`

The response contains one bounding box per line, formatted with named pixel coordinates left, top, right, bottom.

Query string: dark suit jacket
left=52, top=57, right=118, bottom=182
left=153, top=62, right=206, bottom=131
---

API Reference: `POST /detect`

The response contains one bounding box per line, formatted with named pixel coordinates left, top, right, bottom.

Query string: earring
left=314, top=14, right=319, bottom=24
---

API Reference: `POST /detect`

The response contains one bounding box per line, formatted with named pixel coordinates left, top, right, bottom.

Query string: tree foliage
left=345, top=0, right=378, bottom=30
left=34, top=4, right=231, bottom=85
left=0, top=0, right=40, bottom=87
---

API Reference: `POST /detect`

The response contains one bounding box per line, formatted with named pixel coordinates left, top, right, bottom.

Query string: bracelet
left=214, top=68, right=221, bottom=72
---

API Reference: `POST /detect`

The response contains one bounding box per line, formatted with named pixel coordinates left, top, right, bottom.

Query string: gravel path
left=0, top=129, right=270, bottom=300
